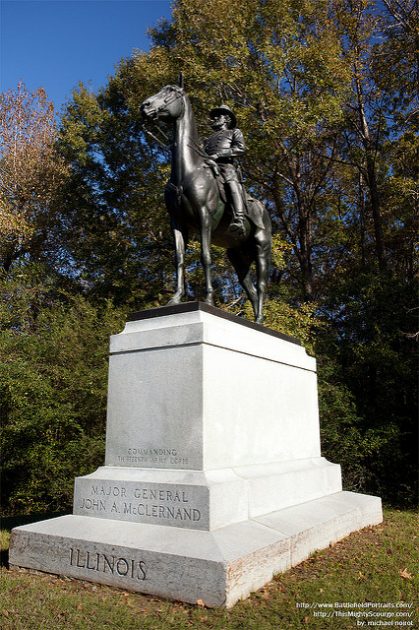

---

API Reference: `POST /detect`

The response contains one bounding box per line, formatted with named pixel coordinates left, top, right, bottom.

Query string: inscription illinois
left=70, top=547, right=146, bottom=581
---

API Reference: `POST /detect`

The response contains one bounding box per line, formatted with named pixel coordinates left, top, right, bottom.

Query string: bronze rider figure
left=204, top=105, right=246, bottom=236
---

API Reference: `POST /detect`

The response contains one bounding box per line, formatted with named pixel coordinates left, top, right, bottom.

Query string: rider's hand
left=205, top=158, right=218, bottom=168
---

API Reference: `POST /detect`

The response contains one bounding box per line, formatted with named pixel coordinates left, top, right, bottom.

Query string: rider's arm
left=212, top=129, right=246, bottom=160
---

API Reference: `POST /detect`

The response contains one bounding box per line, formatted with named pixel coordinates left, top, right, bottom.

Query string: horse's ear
left=178, top=72, right=184, bottom=89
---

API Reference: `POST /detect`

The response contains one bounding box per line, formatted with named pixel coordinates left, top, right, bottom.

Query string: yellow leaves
left=173, top=0, right=255, bottom=78
left=176, top=0, right=253, bottom=41
left=122, top=594, right=135, bottom=608
left=271, top=233, right=292, bottom=270
left=0, top=84, right=69, bottom=265
left=0, top=530, right=10, bottom=551
left=0, top=204, right=34, bottom=240
left=127, top=0, right=351, bottom=157
left=259, top=586, right=272, bottom=600
left=399, top=568, right=413, bottom=580
left=260, top=298, right=322, bottom=351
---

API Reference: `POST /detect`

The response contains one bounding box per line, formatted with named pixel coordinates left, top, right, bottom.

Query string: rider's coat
left=204, top=128, right=245, bottom=182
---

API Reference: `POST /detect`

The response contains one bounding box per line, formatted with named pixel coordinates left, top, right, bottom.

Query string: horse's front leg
left=168, top=219, right=188, bottom=305
left=199, top=210, right=214, bottom=305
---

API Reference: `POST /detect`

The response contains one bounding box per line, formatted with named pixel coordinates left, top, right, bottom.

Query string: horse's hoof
left=167, top=295, right=182, bottom=306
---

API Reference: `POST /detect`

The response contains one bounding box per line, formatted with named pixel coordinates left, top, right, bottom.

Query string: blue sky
left=1, top=0, right=173, bottom=113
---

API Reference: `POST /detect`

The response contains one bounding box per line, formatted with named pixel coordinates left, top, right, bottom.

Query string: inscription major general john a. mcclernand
left=73, top=480, right=208, bottom=529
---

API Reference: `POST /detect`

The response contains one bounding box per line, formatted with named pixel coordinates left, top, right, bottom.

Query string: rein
left=142, top=86, right=207, bottom=205
left=147, top=86, right=185, bottom=119
left=142, top=86, right=186, bottom=151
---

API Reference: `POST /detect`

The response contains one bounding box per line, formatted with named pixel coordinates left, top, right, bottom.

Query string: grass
left=1, top=508, right=417, bottom=629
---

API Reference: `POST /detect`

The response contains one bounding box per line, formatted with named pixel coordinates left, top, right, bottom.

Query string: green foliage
left=317, top=270, right=417, bottom=506
left=0, top=266, right=127, bottom=513
left=317, top=357, right=398, bottom=494
left=58, top=79, right=174, bottom=305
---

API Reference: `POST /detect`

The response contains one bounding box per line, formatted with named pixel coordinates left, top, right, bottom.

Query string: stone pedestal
left=9, top=302, right=382, bottom=607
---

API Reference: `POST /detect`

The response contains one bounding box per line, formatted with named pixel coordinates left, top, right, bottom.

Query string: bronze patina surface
left=140, top=77, right=272, bottom=323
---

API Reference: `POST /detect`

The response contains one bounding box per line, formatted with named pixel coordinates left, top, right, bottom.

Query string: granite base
left=10, top=491, right=382, bottom=608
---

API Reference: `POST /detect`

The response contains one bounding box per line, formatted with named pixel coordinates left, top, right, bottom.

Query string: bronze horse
left=140, top=80, right=271, bottom=323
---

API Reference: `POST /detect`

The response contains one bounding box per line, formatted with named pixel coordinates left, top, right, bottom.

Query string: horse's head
left=140, top=85, right=185, bottom=123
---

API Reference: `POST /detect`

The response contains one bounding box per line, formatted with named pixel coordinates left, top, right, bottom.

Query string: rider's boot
left=228, top=182, right=247, bottom=236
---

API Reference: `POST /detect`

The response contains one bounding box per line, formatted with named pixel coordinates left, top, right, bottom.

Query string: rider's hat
left=209, top=104, right=237, bottom=129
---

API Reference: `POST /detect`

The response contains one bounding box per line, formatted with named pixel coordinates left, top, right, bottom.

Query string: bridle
left=143, top=85, right=185, bottom=121
left=141, top=85, right=186, bottom=151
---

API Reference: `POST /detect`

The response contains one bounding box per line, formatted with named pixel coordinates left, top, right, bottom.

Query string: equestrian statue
left=140, top=75, right=271, bottom=323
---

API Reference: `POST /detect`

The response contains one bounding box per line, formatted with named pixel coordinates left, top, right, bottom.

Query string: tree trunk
left=297, top=204, right=314, bottom=301
left=354, top=71, right=387, bottom=272
left=365, top=150, right=386, bottom=271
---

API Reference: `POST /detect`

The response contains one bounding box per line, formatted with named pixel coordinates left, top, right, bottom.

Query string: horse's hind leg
left=168, top=219, right=188, bottom=305
left=199, top=210, right=214, bottom=306
left=227, top=247, right=258, bottom=317
left=254, top=229, right=271, bottom=324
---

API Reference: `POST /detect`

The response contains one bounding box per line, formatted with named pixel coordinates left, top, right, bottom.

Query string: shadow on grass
left=1, top=512, right=66, bottom=568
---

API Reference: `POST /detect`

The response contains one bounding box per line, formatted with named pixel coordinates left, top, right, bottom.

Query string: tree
left=335, top=0, right=417, bottom=276
left=0, top=265, right=127, bottom=513
left=378, top=0, right=417, bottom=119
left=334, top=0, right=390, bottom=272
left=374, top=0, right=418, bottom=281
left=148, top=0, right=352, bottom=301
left=58, top=77, right=180, bottom=306
left=0, top=83, right=69, bottom=271
left=58, top=0, right=354, bottom=304
left=2, top=0, right=416, bottom=511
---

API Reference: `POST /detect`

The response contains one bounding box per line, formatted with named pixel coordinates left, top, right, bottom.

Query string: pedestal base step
left=9, top=491, right=382, bottom=608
